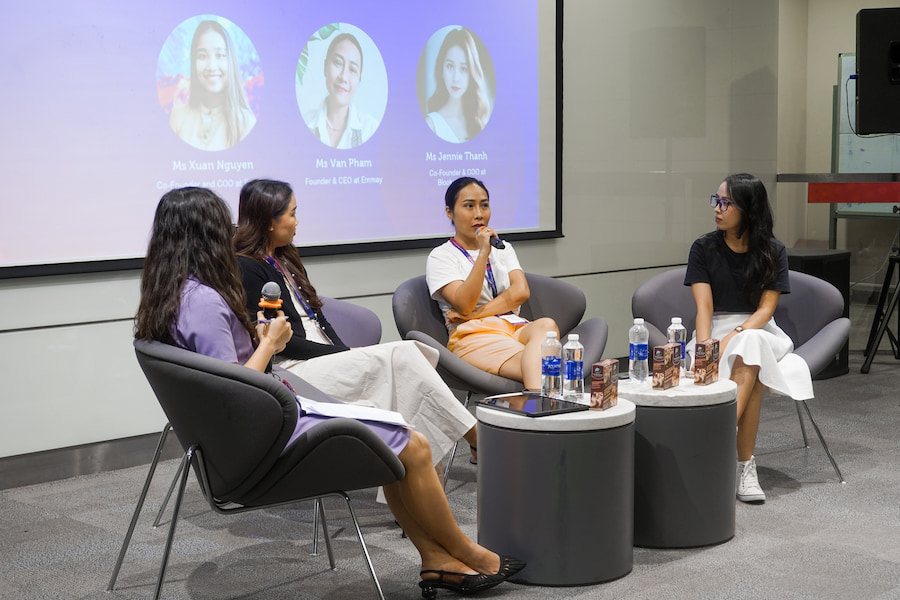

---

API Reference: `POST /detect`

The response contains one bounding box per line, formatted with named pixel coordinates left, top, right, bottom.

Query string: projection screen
left=0, top=0, right=561, bottom=278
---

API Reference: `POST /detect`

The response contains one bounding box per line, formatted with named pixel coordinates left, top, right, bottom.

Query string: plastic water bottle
left=562, top=334, right=584, bottom=401
left=667, top=317, right=688, bottom=377
left=540, top=331, right=562, bottom=398
left=629, top=318, right=649, bottom=382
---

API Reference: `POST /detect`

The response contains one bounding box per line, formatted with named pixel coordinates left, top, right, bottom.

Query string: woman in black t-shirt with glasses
left=684, top=173, right=813, bottom=504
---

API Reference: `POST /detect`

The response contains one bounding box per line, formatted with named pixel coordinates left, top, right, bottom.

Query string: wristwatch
left=734, top=326, right=744, bottom=333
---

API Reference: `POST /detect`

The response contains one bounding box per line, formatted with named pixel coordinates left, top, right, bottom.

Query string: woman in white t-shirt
left=426, top=177, right=558, bottom=390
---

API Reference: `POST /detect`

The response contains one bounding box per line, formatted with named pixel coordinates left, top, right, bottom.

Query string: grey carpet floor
left=2, top=347, right=899, bottom=600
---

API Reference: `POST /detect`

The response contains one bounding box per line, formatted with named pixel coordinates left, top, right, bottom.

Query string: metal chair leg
left=442, top=442, right=460, bottom=487
left=152, top=445, right=194, bottom=600
left=797, top=400, right=846, bottom=483
left=794, top=400, right=810, bottom=448
left=442, top=391, right=475, bottom=488
left=317, top=498, right=336, bottom=569
left=107, top=423, right=172, bottom=591
left=341, top=492, right=386, bottom=600
left=153, top=452, right=187, bottom=528
left=312, top=498, right=320, bottom=555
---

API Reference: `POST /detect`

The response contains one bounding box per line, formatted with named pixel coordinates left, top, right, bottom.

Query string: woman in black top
left=233, top=179, right=479, bottom=476
left=685, top=173, right=813, bottom=504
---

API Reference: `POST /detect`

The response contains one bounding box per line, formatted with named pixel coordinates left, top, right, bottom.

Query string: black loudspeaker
left=856, top=8, right=900, bottom=134
left=787, top=249, right=851, bottom=379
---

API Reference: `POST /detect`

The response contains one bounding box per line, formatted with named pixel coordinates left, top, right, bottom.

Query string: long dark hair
left=234, top=179, right=324, bottom=311
left=426, top=27, right=490, bottom=140
left=135, top=187, right=254, bottom=342
left=726, top=173, right=777, bottom=306
left=188, top=20, right=253, bottom=147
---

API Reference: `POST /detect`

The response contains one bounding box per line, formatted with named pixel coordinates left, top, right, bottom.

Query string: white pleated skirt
left=686, top=313, right=814, bottom=401
left=277, top=340, right=476, bottom=465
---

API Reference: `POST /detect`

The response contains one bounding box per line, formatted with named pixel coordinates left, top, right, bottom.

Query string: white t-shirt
left=425, top=239, right=523, bottom=329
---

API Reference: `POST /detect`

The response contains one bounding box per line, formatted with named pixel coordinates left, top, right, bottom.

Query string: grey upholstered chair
left=631, top=267, right=847, bottom=482
left=392, top=273, right=609, bottom=480
left=108, top=339, right=405, bottom=600
left=135, top=297, right=385, bottom=529
left=321, top=296, right=383, bottom=348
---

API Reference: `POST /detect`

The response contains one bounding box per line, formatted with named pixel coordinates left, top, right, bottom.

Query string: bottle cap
left=547, top=331, right=558, bottom=338
left=672, top=317, right=682, bottom=324
left=568, top=334, right=579, bottom=341
left=634, top=318, right=644, bottom=325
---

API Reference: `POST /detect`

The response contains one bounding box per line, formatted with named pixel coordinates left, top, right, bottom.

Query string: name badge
left=498, top=313, right=529, bottom=326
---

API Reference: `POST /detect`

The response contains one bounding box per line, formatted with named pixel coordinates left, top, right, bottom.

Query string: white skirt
left=277, top=340, right=476, bottom=466
left=686, top=313, right=814, bottom=401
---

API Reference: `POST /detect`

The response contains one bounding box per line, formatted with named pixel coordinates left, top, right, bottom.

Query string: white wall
left=0, top=0, right=788, bottom=458
left=775, top=0, right=809, bottom=247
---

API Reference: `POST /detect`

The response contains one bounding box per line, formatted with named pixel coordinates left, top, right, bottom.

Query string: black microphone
left=476, top=227, right=506, bottom=249
left=259, top=281, right=282, bottom=319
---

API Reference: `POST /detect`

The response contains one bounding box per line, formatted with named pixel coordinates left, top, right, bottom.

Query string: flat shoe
left=418, top=555, right=525, bottom=598
left=469, top=445, right=477, bottom=465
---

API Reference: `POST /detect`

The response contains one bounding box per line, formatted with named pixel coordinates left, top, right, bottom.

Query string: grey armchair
left=108, top=339, right=404, bottom=600
left=130, top=297, right=384, bottom=530
left=392, top=273, right=608, bottom=480
left=321, top=296, right=383, bottom=348
left=631, top=267, right=847, bottom=482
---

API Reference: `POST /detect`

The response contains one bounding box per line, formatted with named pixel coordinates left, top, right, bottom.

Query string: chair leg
left=442, top=442, right=460, bottom=487
left=153, top=452, right=187, bottom=528
left=107, top=423, right=172, bottom=591
left=794, top=400, right=810, bottom=448
left=441, top=391, right=475, bottom=488
left=152, top=445, right=194, bottom=600
left=341, top=492, right=386, bottom=600
left=797, top=400, right=846, bottom=483
left=312, top=498, right=337, bottom=569
left=312, top=498, right=320, bottom=555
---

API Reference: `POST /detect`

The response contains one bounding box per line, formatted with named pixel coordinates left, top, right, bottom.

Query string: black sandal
left=469, top=445, right=477, bottom=465
left=418, top=556, right=525, bottom=598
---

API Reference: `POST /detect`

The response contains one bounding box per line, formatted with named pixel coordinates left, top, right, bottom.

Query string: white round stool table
left=475, top=400, right=636, bottom=585
left=619, top=378, right=737, bottom=548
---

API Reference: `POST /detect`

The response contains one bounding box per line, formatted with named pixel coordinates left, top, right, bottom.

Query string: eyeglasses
left=710, top=194, right=733, bottom=211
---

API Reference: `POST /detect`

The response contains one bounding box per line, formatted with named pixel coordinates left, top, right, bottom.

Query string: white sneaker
left=736, top=456, right=766, bottom=503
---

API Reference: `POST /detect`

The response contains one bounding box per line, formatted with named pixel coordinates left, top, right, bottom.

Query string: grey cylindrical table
left=476, top=400, right=635, bottom=586
left=619, top=378, right=737, bottom=548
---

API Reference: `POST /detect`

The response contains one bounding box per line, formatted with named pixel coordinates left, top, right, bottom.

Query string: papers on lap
left=297, top=396, right=410, bottom=427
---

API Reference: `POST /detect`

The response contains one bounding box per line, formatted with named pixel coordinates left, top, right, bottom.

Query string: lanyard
left=449, top=237, right=498, bottom=298
left=263, top=255, right=317, bottom=321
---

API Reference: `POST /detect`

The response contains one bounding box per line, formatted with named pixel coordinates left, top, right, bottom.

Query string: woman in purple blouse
left=134, top=187, right=523, bottom=598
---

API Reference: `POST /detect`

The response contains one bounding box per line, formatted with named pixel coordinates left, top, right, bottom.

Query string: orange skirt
left=448, top=316, right=530, bottom=375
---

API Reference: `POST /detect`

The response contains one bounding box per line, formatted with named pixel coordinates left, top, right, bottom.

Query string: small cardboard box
left=652, top=342, right=681, bottom=390
left=693, top=339, right=720, bottom=385
left=590, top=359, right=619, bottom=410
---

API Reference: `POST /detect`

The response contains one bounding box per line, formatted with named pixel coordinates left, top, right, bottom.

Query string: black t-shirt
left=684, top=231, right=790, bottom=312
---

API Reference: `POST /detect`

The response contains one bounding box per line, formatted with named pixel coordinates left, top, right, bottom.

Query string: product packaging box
left=590, top=359, right=619, bottom=410
left=652, top=342, right=681, bottom=390
left=693, top=339, right=720, bottom=385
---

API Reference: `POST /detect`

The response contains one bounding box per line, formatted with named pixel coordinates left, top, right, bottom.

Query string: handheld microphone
left=259, top=281, right=282, bottom=319
left=475, top=227, right=506, bottom=249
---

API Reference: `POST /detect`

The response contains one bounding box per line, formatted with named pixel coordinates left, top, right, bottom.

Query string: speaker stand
left=861, top=254, right=900, bottom=373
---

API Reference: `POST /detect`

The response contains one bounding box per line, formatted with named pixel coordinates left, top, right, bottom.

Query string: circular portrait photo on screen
left=157, top=15, right=261, bottom=152
left=417, top=26, right=495, bottom=144
left=296, top=23, right=387, bottom=150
